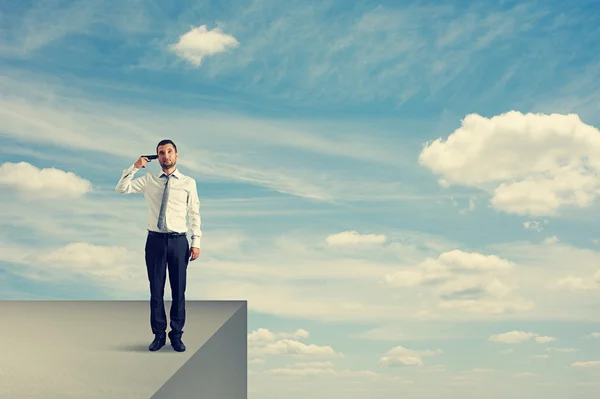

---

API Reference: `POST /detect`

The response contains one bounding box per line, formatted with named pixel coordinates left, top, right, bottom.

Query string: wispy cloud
left=0, top=71, right=436, bottom=204
left=179, top=1, right=552, bottom=106
left=2, top=0, right=597, bottom=133
left=0, top=0, right=158, bottom=57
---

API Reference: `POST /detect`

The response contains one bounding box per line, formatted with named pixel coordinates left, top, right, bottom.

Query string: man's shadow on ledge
left=113, top=343, right=178, bottom=353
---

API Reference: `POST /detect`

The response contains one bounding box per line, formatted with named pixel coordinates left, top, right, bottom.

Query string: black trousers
left=145, top=231, right=189, bottom=339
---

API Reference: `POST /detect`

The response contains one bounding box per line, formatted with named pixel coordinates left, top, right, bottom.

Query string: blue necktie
left=157, top=174, right=171, bottom=230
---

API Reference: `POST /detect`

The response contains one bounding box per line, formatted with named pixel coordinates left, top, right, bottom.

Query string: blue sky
left=2, top=0, right=600, bottom=397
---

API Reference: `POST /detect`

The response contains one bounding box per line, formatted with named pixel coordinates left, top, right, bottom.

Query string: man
left=115, top=139, right=201, bottom=352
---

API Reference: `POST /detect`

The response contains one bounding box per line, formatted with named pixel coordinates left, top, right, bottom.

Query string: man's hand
left=190, top=247, right=200, bottom=261
left=134, top=156, right=149, bottom=169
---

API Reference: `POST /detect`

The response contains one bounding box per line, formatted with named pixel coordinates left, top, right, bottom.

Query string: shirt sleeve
left=187, top=178, right=202, bottom=248
left=115, top=164, right=147, bottom=194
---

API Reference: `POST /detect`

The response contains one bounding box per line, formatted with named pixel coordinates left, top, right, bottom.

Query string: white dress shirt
left=115, top=164, right=202, bottom=248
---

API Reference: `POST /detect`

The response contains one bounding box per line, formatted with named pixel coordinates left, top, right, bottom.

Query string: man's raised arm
left=115, top=156, right=149, bottom=194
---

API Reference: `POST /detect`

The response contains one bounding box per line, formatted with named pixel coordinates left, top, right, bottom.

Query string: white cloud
left=545, top=347, right=577, bottom=353
left=482, top=240, right=600, bottom=319
left=384, top=250, right=530, bottom=315
left=350, top=322, right=491, bottom=342
left=378, top=345, right=442, bottom=367
left=385, top=250, right=515, bottom=288
left=489, top=331, right=534, bottom=343
left=351, top=327, right=406, bottom=341
left=438, top=297, right=533, bottom=314
left=485, top=278, right=513, bottom=297
left=195, top=240, right=540, bottom=322
left=553, top=275, right=600, bottom=292
left=534, top=336, right=557, bottom=343
left=571, top=361, right=600, bottom=368
left=42, top=243, right=135, bottom=276
left=429, top=250, right=515, bottom=273
left=250, top=351, right=406, bottom=391
left=261, top=366, right=394, bottom=382
left=584, top=332, right=600, bottom=339
left=289, top=361, right=334, bottom=369
left=437, top=277, right=512, bottom=299
left=249, top=339, right=339, bottom=358
left=169, top=25, right=239, bottom=66
left=0, top=162, right=92, bottom=199
left=384, top=269, right=426, bottom=287
left=419, top=111, right=600, bottom=217
left=488, top=331, right=556, bottom=344
left=326, top=231, right=386, bottom=246
left=262, top=361, right=343, bottom=377
left=524, top=220, right=546, bottom=231
left=542, top=236, right=559, bottom=244
left=199, top=230, right=247, bottom=254
left=248, top=328, right=310, bottom=345
left=5, top=241, right=142, bottom=281
left=265, top=367, right=337, bottom=377
left=247, top=328, right=338, bottom=358
left=248, top=328, right=279, bottom=345
left=458, top=196, right=479, bottom=214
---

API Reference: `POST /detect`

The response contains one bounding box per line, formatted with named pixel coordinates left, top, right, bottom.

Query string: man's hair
left=156, top=139, right=177, bottom=153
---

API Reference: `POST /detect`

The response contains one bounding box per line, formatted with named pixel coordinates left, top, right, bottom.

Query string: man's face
left=157, top=144, right=177, bottom=168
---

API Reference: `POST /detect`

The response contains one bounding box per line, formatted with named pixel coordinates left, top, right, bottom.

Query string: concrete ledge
left=0, top=300, right=247, bottom=398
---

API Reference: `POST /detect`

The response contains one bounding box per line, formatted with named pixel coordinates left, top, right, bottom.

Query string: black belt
left=148, top=231, right=186, bottom=237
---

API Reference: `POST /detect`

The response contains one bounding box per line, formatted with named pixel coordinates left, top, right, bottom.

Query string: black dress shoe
left=149, top=335, right=166, bottom=351
left=170, top=338, right=186, bottom=352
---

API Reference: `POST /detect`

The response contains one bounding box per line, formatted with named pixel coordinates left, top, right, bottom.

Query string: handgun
left=142, top=155, right=158, bottom=161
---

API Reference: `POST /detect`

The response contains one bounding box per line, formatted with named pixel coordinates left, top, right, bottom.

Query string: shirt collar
left=160, top=168, right=182, bottom=178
